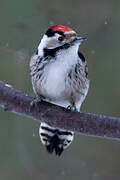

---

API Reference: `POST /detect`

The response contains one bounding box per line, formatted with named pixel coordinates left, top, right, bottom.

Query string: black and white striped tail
left=39, top=122, right=74, bottom=156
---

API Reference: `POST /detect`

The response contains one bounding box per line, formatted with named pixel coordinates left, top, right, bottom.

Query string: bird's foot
left=30, top=96, right=43, bottom=109
left=67, top=105, right=78, bottom=112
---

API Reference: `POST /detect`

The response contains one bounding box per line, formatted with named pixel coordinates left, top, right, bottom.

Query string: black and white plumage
left=39, top=123, right=74, bottom=155
left=30, top=25, right=89, bottom=156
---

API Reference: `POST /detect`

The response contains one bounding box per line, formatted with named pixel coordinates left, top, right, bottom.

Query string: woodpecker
left=30, top=25, right=89, bottom=156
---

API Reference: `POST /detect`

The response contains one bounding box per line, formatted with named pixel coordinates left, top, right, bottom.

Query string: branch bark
left=0, top=81, right=120, bottom=141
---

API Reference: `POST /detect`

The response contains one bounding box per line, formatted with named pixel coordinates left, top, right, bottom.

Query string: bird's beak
left=75, top=37, right=87, bottom=43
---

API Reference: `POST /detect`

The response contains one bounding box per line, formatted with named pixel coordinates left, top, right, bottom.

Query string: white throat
left=56, top=43, right=79, bottom=67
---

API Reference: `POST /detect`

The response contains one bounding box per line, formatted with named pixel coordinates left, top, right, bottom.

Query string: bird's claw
left=30, top=96, right=42, bottom=110
left=67, top=105, right=78, bottom=112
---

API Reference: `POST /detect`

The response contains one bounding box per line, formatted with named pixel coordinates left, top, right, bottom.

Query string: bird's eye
left=58, top=36, right=64, bottom=42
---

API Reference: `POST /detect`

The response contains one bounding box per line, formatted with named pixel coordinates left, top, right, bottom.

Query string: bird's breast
left=42, top=63, right=67, bottom=100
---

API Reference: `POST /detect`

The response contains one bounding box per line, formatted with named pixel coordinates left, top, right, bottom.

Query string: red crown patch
left=52, top=25, right=73, bottom=32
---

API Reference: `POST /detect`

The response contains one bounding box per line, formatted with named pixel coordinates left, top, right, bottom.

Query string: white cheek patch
left=38, top=34, right=62, bottom=56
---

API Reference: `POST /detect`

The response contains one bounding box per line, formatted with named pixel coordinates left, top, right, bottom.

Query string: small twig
left=0, top=81, right=120, bottom=141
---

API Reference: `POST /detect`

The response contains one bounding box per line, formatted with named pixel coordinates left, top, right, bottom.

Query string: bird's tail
left=39, top=122, right=74, bottom=156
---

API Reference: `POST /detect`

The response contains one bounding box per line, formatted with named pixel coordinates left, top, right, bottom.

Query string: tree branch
left=0, top=81, right=120, bottom=141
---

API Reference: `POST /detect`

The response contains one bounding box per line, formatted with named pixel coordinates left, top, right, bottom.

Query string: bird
left=30, top=25, right=89, bottom=156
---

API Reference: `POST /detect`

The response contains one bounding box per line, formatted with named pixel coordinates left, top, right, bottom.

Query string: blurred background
left=0, top=0, right=120, bottom=179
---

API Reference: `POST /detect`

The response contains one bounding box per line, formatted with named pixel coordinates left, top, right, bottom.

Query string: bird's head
left=37, top=25, right=86, bottom=57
